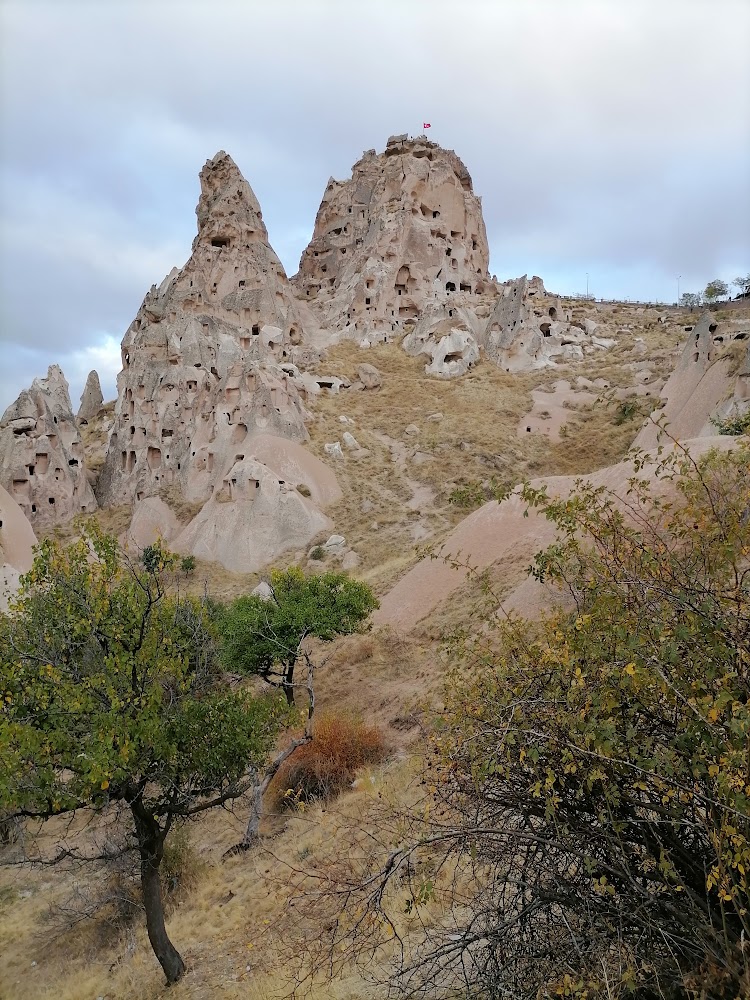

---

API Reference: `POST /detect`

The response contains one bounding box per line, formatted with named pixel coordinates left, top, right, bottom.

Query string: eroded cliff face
left=292, top=135, right=493, bottom=344
left=96, top=152, right=318, bottom=509
left=0, top=365, right=98, bottom=527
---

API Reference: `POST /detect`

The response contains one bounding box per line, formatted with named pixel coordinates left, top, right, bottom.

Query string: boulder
left=324, top=442, right=344, bottom=460
left=342, top=431, right=360, bottom=450
left=357, top=364, right=382, bottom=389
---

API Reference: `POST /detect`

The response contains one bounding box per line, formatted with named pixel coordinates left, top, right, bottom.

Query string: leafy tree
left=680, top=291, right=701, bottom=310
left=220, top=567, right=378, bottom=706
left=310, top=442, right=750, bottom=997
left=732, top=273, right=750, bottom=297
left=704, top=278, right=729, bottom=303
left=0, top=527, right=288, bottom=983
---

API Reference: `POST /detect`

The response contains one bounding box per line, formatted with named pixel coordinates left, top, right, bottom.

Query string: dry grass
left=157, top=483, right=205, bottom=524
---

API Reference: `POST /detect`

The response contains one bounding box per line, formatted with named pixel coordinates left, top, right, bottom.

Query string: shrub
left=309, top=545, right=325, bottom=561
left=270, top=713, right=385, bottom=806
left=180, top=555, right=196, bottom=575
left=711, top=407, right=750, bottom=436
left=297, top=483, right=312, bottom=497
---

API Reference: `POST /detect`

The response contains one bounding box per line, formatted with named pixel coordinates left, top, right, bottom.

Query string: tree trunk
left=131, top=803, right=186, bottom=984
left=226, top=653, right=316, bottom=856
left=282, top=661, right=295, bottom=705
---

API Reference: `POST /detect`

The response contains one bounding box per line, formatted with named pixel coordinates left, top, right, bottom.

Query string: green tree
left=0, top=527, right=287, bottom=984
left=220, top=567, right=378, bottom=706
left=732, top=273, right=750, bottom=297
left=679, top=290, right=701, bottom=310
left=704, top=278, right=729, bottom=303
left=313, top=442, right=750, bottom=997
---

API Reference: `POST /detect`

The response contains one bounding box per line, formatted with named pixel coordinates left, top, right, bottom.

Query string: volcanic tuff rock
left=77, top=369, right=104, bottom=422
left=96, top=151, right=322, bottom=511
left=0, top=483, right=37, bottom=611
left=632, top=311, right=750, bottom=449
left=477, top=275, right=614, bottom=373
left=0, top=365, right=98, bottom=527
left=292, top=135, right=493, bottom=343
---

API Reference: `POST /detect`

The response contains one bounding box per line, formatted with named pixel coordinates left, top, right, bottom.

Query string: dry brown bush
left=269, top=713, right=386, bottom=807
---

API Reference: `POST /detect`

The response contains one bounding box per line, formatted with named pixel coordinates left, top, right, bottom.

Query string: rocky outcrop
left=172, top=457, right=332, bottom=573
left=402, top=309, right=482, bottom=378
left=477, top=275, right=614, bottom=373
left=292, top=135, right=492, bottom=344
left=0, top=483, right=36, bottom=610
left=0, top=365, right=98, bottom=527
left=632, top=311, right=750, bottom=449
left=77, top=369, right=103, bottom=423
left=96, top=152, right=321, bottom=510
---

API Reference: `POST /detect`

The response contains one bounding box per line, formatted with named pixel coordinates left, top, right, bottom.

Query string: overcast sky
left=1, top=0, right=748, bottom=411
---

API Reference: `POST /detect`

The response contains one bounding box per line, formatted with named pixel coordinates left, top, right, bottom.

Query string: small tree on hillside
left=704, top=278, right=729, bottom=303
left=732, top=273, right=750, bottom=297
left=220, top=567, right=379, bottom=706
left=220, top=567, right=379, bottom=851
left=0, top=527, right=288, bottom=984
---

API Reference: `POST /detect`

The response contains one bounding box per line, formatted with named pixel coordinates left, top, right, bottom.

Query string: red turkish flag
left=423, top=122, right=431, bottom=129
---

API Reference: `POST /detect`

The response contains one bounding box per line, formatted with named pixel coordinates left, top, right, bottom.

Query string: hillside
left=1, top=138, right=749, bottom=999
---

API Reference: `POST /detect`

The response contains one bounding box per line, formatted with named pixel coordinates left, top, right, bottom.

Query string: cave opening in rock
left=446, top=282, right=456, bottom=292
left=211, top=237, right=229, bottom=248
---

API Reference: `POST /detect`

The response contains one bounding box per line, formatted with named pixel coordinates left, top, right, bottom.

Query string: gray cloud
left=1, top=0, right=748, bottom=410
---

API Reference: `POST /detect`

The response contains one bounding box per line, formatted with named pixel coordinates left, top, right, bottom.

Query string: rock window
left=341, top=248, right=346, bottom=254
left=460, top=283, right=471, bottom=292
left=446, top=248, right=452, bottom=256
left=48, top=497, right=55, bottom=505
left=549, top=306, right=558, bottom=320
left=252, top=324, right=260, bottom=336
left=211, top=237, right=229, bottom=248
left=348, top=207, right=352, bottom=213
left=366, top=298, right=371, bottom=305
left=239, top=279, right=246, bottom=287
left=28, top=465, right=35, bottom=476
left=446, top=281, right=456, bottom=292
left=540, top=322, right=552, bottom=336
left=472, top=239, right=477, bottom=250
left=433, top=210, right=440, bottom=218
left=31, top=504, right=36, bottom=512
left=68, top=458, right=79, bottom=467
left=395, top=285, right=406, bottom=296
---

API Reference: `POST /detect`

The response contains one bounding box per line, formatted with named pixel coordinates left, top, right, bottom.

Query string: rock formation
left=0, top=483, right=36, bottom=611
left=477, top=275, right=615, bottom=373
left=632, top=311, right=750, bottom=449
left=292, top=135, right=492, bottom=343
left=0, top=365, right=98, bottom=527
left=77, top=369, right=103, bottom=423
left=96, top=151, right=322, bottom=511
left=172, top=457, right=333, bottom=573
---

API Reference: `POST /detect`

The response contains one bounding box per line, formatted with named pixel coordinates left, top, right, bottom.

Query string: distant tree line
left=680, top=273, right=749, bottom=309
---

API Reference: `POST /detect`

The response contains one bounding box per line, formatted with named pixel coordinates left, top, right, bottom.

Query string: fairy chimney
left=0, top=365, right=98, bottom=527
left=292, top=135, right=493, bottom=343
left=77, top=369, right=104, bottom=422
left=96, top=152, right=319, bottom=509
